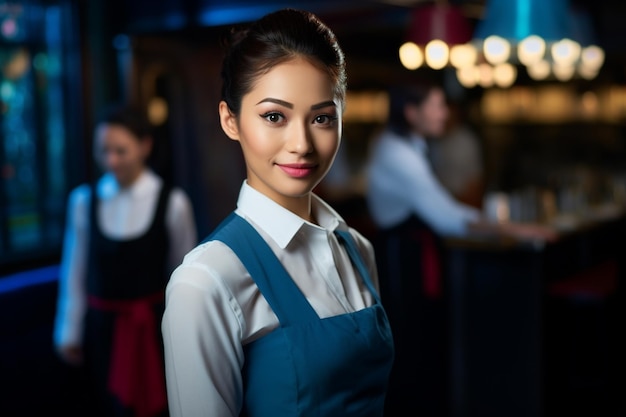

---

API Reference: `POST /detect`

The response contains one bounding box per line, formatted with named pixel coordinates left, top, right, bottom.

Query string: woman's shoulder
left=67, top=183, right=92, bottom=209
left=166, top=186, right=194, bottom=210
left=168, top=239, right=250, bottom=296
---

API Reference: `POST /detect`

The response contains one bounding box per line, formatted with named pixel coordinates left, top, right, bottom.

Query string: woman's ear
left=139, top=135, right=154, bottom=160
left=403, top=103, right=418, bottom=126
left=219, top=101, right=240, bottom=141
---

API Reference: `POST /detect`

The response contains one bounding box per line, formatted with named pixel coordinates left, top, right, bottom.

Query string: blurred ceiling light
left=398, top=41, right=423, bottom=70
left=483, top=35, right=510, bottom=65
left=552, top=62, right=575, bottom=82
left=424, top=39, right=449, bottom=70
left=493, top=63, right=517, bottom=88
left=456, top=66, right=478, bottom=88
left=577, top=63, right=598, bottom=80
left=400, top=1, right=472, bottom=71
left=580, top=45, right=604, bottom=71
left=517, top=35, right=545, bottom=66
left=449, top=43, right=477, bottom=68
left=551, top=38, right=581, bottom=66
left=527, top=60, right=551, bottom=80
left=477, top=63, right=495, bottom=88
left=470, top=0, right=604, bottom=86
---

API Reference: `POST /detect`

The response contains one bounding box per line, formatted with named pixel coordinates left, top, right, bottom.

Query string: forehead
left=94, top=123, right=140, bottom=146
left=426, top=88, right=445, bottom=103
left=244, top=58, right=338, bottom=106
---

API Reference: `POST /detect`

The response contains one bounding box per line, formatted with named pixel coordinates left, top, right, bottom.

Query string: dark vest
left=87, top=183, right=171, bottom=299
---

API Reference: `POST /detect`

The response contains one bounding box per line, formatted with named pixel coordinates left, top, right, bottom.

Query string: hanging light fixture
left=399, top=0, right=472, bottom=71
left=462, top=0, right=605, bottom=87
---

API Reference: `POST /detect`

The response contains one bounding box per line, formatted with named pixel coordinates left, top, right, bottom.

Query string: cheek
left=238, top=123, right=280, bottom=158
left=315, top=131, right=341, bottom=159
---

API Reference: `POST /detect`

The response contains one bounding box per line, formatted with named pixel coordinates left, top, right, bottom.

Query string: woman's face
left=220, top=57, right=342, bottom=213
left=93, top=123, right=151, bottom=187
left=408, top=87, right=449, bottom=138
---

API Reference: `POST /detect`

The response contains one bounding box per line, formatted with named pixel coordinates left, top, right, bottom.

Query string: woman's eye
left=314, top=114, right=337, bottom=125
left=261, top=112, right=284, bottom=123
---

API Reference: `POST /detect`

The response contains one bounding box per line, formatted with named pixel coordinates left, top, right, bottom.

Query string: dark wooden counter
left=443, top=209, right=626, bottom=417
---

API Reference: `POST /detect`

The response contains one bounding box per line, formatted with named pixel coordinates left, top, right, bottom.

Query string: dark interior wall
left=128, top=32, right=246, bottom=237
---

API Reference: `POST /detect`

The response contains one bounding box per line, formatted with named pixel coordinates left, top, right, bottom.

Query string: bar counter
left=442, top=205, right=626, bottom=417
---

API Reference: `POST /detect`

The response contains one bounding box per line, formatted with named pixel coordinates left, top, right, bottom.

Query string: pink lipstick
left=277, top=163, right=317, bottom=178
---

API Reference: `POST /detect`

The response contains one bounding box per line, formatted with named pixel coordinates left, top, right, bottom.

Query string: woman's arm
left=53, top=185, right=90, bottom=365
left=162, top=247, right=245, bottom=417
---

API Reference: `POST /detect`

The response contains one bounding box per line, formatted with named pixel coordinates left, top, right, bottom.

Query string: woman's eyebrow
left=256, top=98, right=293, bottom=108
left=256, top=98, right=336, bottom=110
left=311, top=100, right=336, bottom=110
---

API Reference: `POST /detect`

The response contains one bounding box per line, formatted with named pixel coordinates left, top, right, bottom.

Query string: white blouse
left=161, top=181, right=379, bottom=417
left=53, top=169, right=197, bottom=349
left=366, top=129, right=480, bottom=236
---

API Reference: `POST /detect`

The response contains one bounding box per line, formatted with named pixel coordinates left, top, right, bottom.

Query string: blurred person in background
left=365, top=81, right=557, bottom=416
left=53, top=104, right=197, bottom=417
left=429, top=99, right=485, bottom=208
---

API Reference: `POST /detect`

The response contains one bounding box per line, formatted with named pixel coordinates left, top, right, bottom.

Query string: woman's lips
left=277, top=163, right=317, bottom=178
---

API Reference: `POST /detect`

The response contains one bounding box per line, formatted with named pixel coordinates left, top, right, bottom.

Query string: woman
left=365, top=82, right=557, bottom=416
left=161, top=8, right=394, bottom=417
left=54, top=105, right=197, bottom=417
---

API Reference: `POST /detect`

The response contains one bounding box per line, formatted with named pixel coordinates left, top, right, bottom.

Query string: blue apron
left=206, top=212, right=394, bottom=417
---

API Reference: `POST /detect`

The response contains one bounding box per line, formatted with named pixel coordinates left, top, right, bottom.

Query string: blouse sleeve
left=53, top=185, right=90, bottom=348
left=162, top=242, right=246, bottom=417
left=165, top=188, right=198, bottom=272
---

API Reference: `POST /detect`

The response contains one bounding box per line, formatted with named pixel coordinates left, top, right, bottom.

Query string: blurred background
left=1, top=0, right=626, bottom=416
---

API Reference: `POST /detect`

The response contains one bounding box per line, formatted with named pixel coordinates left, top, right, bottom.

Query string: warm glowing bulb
left=580, top=45, right=604, bottom=71
left=425, top=40, right=449, bottom=70
left=483, top=35, right=511, bottom=65
left=518, top=35, right=546, bottom=66
left=399, top=42, right=423, bottom=70
left=493, top=63, right=517, bottom=88
left=527, top=60, right=551, bottom=80
left=551, top=38, right=581, bottom=66
left=456, top=66, right=478, bottom=88
left=148, top=97, right=168, bottom=125
left=553, top=62, right=575, bottom=81
left=577, top=63, right=598, bottom=80
left=449, top=43, right=477, bottom=68
left=477, top=63, right=494, bottom=88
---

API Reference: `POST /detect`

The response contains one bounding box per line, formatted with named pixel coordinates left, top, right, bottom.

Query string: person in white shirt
left=365, top=82, right=558, bottom=416
left=429, top=100, right=485, bottom=208
left=161, top=9, right=394, bottom=417
left=53, top=105, right=197, bottom=417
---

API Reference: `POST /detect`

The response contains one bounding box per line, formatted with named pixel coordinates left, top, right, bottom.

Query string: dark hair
left=96, top=104, right=152, bottom=140
left=387, top=82, right=441, bottom=137
left=220, top=8, right=347, bottom=115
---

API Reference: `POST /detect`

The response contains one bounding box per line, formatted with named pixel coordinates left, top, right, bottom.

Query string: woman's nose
left=286, top=121, right=313, bottom=154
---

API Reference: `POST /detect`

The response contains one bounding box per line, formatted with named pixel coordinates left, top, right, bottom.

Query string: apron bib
left=207, top=213, right=394, bottom=417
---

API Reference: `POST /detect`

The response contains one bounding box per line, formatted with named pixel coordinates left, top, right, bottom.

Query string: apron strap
left=334, top=229, right=382, bottom=304
left=206, top=213, right=318, bottom=326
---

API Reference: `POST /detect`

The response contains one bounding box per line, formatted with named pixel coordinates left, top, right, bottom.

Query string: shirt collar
left=236, top=181, right=347, bottom=249
left=98, top=169, right=158, bottom=199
